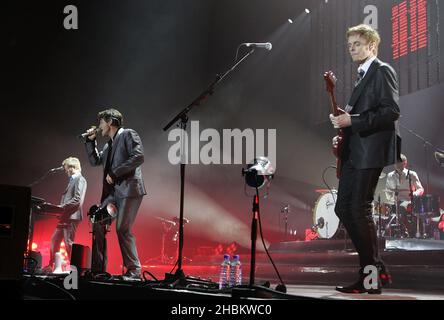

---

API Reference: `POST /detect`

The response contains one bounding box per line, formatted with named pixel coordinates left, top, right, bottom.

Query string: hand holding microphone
left=78, top=127, right=101, bottom=140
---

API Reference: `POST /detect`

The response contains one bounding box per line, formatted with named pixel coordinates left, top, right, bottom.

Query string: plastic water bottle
left=229, top=254, right=242, bottom=287
left=218, top=254, right=231, bottom=290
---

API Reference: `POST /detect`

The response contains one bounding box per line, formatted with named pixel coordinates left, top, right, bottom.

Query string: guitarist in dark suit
left=329, top=24, right=401, bottom=294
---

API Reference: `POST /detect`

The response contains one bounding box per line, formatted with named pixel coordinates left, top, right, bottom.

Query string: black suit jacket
left=341, top=58, right=401, bottom=169
left=85, top=128, right=147, bottom=200
left=60, top=172, right=87, bottom=222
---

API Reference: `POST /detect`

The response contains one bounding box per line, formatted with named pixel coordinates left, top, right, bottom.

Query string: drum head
left=313, top=192, right=339, bottom=239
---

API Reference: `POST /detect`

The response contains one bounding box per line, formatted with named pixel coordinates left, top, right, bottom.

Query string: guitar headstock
left=323, top=71, right=337, bottom=93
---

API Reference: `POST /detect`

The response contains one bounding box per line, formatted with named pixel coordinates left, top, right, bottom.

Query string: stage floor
left=16, top=238, right=444, bottom=300
left=285, top=285, right=444, bottom=300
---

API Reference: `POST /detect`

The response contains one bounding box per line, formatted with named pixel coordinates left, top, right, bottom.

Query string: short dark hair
left=97, top=108, right=123, bottom=127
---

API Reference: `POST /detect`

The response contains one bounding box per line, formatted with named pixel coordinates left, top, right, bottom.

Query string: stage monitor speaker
left=71, top=243, right=91, bottom=271
left=0, top=185, right=31, bottom=280
left=24, top=250, right=42, bottom=273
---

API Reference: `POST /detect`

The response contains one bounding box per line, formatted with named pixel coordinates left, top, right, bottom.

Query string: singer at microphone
left=243, top=42, right=272, bottom=51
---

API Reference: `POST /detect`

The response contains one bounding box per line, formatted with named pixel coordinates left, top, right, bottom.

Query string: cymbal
left=155, top=216, right=176, bottom=225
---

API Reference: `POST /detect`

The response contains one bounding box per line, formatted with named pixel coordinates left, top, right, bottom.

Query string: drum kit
left=312, top=190, right=340, bottom=239
left=311, top=188, right=441, bottom=240
left=373, top=191, right=441, bottom=239
left=310, top=147, right=444, bottom=240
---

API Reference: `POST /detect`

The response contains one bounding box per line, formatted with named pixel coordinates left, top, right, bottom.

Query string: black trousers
left=335, top=159, right=384, bottom=269
left=49, top=220, right=79, bottom=265
left=91, top=196, right=143, bottom=274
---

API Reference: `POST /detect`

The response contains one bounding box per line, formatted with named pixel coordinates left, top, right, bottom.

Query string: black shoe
left=335, top=281, right=382, bottom=294
left=122, top=270, right=141, bottom=281
left=335, top=271, right=382, bottom=294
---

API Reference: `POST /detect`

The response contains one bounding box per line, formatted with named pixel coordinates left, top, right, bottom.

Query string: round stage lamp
left=88, top=203, right=118, bottom=224
left=435, top=150, right=444, bottom=167
left=242, top=157, right=275, bottom=189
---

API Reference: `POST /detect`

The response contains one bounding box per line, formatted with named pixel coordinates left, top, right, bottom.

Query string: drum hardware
left=378, top=191, right=440, bottom=239
left=312, top=191, right=340, bottom=239
left=146, top=216, right=191, bottom=265
left=412, top=195, right=440, bottom=217
left=377, top=195, right=383, bottom=237
left=152, top=217, right=176, bottom=264
left=313, top=217, right=325, bottom=230
left=382, top=188, right=408, bottom=238
left=412, top=195, right=440, bottom=238
left=280, top=205, right=291, bottom=241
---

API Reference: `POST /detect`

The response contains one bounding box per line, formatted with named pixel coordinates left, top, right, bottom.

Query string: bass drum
left=313, top=192, right=339, bottom=239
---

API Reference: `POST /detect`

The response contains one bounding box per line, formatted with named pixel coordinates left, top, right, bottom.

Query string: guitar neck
left=328, top=91, right=340, bottom=116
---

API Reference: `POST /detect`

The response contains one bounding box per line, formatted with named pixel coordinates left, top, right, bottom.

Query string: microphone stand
left=27, top=168, right=62, bottom=254
left=407, top=169, right=420, bottom=239
left=400, top=123, right=440, bottom=195
left=231, top=171, right=290, bottom=298
left=162, top=48, right=257, bottom=285
left=280, top=205, right=290, bottom=241
left=28, top=168, right=61, bottom=188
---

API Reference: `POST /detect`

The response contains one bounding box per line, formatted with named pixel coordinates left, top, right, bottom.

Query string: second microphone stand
left=400, top=123, right=441, bottom=194
left=162, top=48, right=258, bottom=286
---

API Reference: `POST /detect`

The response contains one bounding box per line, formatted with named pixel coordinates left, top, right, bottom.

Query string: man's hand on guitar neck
left=329, top=107, right=351, bottom=129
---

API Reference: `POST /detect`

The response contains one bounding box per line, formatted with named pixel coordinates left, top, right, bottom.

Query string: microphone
left=50, top=166, right=64, bottom=172
left=78, top=127, right=101, bottom=139
left=243, top=42, right=272, bottom=50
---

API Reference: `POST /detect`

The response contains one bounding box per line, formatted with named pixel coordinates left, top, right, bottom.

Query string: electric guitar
left=323, top=71, right=344, bottom=178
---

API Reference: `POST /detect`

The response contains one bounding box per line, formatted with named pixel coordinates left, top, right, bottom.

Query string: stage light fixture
left=242, top=157, right=275, bottom=189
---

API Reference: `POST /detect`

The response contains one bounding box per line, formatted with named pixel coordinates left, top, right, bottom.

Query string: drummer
left=385, top=154, right=424, bottom=236
left=385, top=154, right=424, bottom=203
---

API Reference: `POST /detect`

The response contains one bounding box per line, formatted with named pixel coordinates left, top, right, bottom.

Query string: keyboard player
left=41, top=157, right=87, bottom=272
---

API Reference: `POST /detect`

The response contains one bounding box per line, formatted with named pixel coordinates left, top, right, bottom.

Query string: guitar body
left=324, top=71, right=344, bottom=179
left=333, top=130, right=343, bottom=179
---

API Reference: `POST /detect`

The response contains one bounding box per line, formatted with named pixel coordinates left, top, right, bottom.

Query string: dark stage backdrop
left=2, top=0, right=443, bottom=273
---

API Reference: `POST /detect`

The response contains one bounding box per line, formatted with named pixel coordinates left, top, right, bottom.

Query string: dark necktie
left=102, top=140, right=114, bottom=202
left=105, top=140, right=113, bottom=174
left=355, top=69, right=365, bottom=87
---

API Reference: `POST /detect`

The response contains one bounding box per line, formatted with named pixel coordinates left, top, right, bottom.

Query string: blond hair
left=346, top=24, right=381, bottom=55
left=62, top=157, right=82, bottom=172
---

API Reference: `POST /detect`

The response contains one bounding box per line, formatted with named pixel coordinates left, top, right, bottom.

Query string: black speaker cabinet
left=70, top=243, right=91, bottom=271
left=0, top=185, right=31, bottom=280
